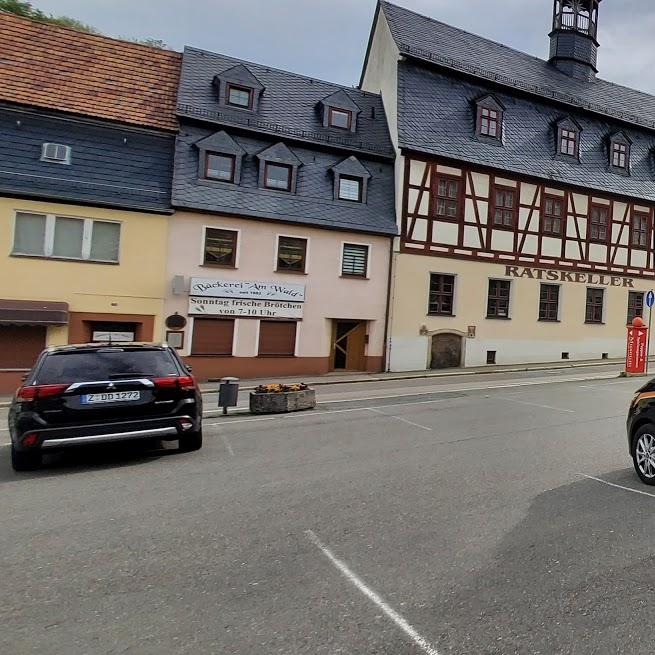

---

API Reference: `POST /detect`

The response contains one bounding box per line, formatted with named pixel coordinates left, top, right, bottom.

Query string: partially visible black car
left=8, top=343, right=203, bottom=471
left=627, top=380, right=655, bottom=484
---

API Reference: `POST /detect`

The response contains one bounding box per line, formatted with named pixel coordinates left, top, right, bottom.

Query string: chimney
left=549, top=0, right=602, bottom=82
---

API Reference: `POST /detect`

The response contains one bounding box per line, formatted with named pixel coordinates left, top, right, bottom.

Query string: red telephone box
left=626, top=317, right=648, bottom=375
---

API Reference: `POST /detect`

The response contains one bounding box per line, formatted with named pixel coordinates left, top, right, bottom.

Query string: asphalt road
left=1, top=367, right=652, bottom=654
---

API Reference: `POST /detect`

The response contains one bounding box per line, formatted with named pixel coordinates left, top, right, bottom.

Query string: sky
left=32, top=0, right=655, bottom=94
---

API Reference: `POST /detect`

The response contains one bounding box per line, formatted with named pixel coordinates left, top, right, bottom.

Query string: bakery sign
left=189, top=296, right=303, bottom=319
left=504, top=266, right=635, bottom=288
left=190, top=278, right=305, bottom=301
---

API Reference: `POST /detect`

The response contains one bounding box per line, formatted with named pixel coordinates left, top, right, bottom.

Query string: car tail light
left=153, top=376, right=196, bottom=390
left=21, top=433, right=39, bottom=447
left=16, top=384, right=68, bottom=401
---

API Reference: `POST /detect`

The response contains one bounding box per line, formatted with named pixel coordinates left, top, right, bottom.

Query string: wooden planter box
left=249, top=389, right=316, bottom=414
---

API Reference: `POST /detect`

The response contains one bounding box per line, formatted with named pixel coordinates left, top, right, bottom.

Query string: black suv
left=8, top=343, right=203, bottom=471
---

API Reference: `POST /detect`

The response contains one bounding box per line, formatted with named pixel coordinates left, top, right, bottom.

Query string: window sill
left=10, top=253, right=119, bottom=265
left=538, top=319, right=560, bottom=323
left=276, top=269, right=307, bottom=275
left=584, top=321, right=605, bottom=325
left=427, top=313, right=455, bottom=317
left=201, top=262, right=237, bottom=269
left=486, top=316, right=511, bottom=320
left=340, top=274, right=369, bottom=280
left=432, top=215, right=460, bottom=223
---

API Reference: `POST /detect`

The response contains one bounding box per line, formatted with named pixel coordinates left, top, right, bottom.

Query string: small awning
left=0, top=299, right=69, bottom=326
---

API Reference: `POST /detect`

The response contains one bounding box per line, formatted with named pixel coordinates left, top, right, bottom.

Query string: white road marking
left=368, top=407, right=432, bottom=431
left=305, top=530, right=441, bottom=655
left=579, top=473, right=655, bottom=499
left=220, top=432, right=235, bottom=457
left=497, top=396, right=574, bottom=413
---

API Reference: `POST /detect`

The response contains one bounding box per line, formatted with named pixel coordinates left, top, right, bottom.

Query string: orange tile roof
left=0, top=12, right=181, bottom=131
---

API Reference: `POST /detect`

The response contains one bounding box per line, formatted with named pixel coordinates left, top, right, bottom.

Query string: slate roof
left=0, top=11, right=181, bottom=131
left=376, top=1, right=655, bottom=133
left=398, top=62, right=655, bottom=202
left=177, top=47, right=394, bottom=159
left=173, top=126, right=397, bottom=236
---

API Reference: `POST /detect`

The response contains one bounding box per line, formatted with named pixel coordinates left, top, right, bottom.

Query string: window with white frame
left=12, top=212, right=120, bottom=262
left=338, top=176, right=363, bottom=202
left=341, top=243, right=369, bottom=277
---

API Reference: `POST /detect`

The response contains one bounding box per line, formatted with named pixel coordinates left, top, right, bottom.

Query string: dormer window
left=328, top=108, right=352, bottom=130
left=194, top=131, right=246, bottom=185
left=555, top=117, right=582, bottom=159
left=205, top=153, right=235, bottom=182
left=338, top=176, right=362, bottom=202
left=264, top=163, right=292, bottom=191
left=227, top=84, right=253, bottom=110
left=257, top=142, right=302, bottom=194
left=474, top=95, right=504, bottom=142
left=560, top=129, right=577, bottom=156
left=479, top=108, right=499, bottom=137
left=609, top=131, right=631, bottom=173
left=330, top=156, right=371, bottom=204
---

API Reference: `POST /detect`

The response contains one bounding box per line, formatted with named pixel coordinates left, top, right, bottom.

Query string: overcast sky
left=33, top=0, right=655, bottom=93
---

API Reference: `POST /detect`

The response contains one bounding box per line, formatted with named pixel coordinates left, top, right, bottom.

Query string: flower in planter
left=254, top=383, right=309, bottom=394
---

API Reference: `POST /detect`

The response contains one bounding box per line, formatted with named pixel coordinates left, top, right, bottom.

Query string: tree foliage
left=0, top=0, right=99, bottom=32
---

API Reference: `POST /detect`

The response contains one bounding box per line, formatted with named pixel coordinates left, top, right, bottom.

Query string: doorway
left=430, top=333, right=462, bottom=369
left=331, top=320, right=367, bottom=371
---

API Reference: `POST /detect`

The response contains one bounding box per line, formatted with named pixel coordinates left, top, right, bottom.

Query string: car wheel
left=11, top=445, right=42, bottom=472
left=179, top=430, right=202, bottom=453
left=632, top=424, right=655, bottom=485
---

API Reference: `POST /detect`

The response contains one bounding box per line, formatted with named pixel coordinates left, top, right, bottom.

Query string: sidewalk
left=0, top=357, right=626, bottom=407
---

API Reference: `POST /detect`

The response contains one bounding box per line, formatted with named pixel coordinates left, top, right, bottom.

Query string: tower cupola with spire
left=549, top=0, right=602, bottom=82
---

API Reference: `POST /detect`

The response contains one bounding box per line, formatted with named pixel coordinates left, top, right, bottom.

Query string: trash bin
left=218, top=377, right=239, bottom=415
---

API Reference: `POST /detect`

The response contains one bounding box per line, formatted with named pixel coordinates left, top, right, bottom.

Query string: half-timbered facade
left=362, top=0, right=655, bottom=370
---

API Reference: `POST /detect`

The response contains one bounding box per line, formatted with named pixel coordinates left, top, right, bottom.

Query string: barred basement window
left=428, top=274, right=455, bottom=316
left=627, top=291, right=645, bottom=325
left=341, top=243, right=369, bottom=277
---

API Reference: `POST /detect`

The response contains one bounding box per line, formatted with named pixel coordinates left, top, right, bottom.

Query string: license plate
left=81, top=391, right=141, bottom=404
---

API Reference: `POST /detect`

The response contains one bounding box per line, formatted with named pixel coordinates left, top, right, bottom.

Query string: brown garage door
left=0, top=325, right=46, bottom=369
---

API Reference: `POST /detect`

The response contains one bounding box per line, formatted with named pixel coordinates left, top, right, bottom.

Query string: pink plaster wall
left=163, top=211, right=392, bottom=360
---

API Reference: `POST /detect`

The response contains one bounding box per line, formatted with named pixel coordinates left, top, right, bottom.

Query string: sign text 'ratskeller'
left=505, top=266, right=634, bottom=288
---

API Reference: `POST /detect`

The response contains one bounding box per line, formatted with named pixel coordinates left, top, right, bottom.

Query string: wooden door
left=332, top=321, right=367, bottom=371
left=430, top=333, right=462, bottom=369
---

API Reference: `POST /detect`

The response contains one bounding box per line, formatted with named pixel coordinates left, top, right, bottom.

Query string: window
left=191, top=318, right=234, bottom=355
left=632, top=213, right=650, bottom=249
left=487, top=280, right=511, bottom=318
left=492, top=187, right=516, bottom=228
left=258, top=321, right=297, bottom=356
left=585, top=288, right=604, bottom=324
left=226, top=84, right=253, bottom=109
left=264, top=163, right=292, bottom=191
left=539, top=284, right=560, bottom=321
left=338, top=176, right=362, bottom=202
left=205, top=153, right=235, bottom=182
left=434, top=174, right=460, bottom=219
left=542, top=195, right=565, bottom=236
left=203, top=228, right=238, bottom=267
left=277, top=236, right=307, bottom=273
left=560, top=128, right=578, bottom=156
left=589, top=205, right=609, bottom=242
left=328, top=108, right=352, bottom=130
left=612, top=142, right=628, bottom=168
left=12, top=212, right=120, bottom=262
left=478, top=107, right=500, bottom=138
left=628, top=291, right=645, bottom=325
left=41, top=142, right=71, bottom=164
left=428, top=274, right=455, bottom=316
left=341, top=243, right=369, bottom=277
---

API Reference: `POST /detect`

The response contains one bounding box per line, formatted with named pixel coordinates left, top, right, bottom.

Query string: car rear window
left=35, top=349, right=181, bottom=384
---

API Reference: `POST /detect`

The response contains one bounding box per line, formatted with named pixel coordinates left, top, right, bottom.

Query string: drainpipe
left=382, top=236, right=397, bottom=372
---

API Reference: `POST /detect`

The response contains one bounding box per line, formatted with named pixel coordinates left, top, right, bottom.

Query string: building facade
left=0, top=14, right=181, bottom=391
left=362, top=0, right=655, bottom=370
left=165, top=48, right=397, bottom=379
